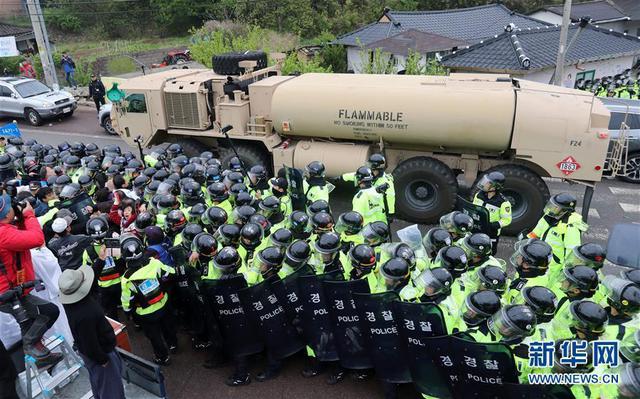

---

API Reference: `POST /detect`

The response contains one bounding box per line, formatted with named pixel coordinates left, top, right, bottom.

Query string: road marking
left=620, top=203, right=640, bottom=213
left=20, top=128, right=122, bottom=141
left=575, top=207, right=600, bottom=219
left=585, top=226, right=609, bottom=242
left=609, top=187, right=639, bottom=196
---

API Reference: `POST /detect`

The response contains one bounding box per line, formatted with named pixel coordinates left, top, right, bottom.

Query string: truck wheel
left=218, top=143, right=270, bottom=172
left=475, top=164, right=550, bottom=236
left=393, top=157, right=457, bottom=223
left=24, top=108, right=42, bottom=126
left=177, top=139, right=207, bottom=157
left=212, top=51, right=268, bottom=76
left=621, top=152, right=640, bottom=184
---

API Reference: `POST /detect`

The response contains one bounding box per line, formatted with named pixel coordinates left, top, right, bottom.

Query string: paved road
left=6, top=107, right=640, bottom=399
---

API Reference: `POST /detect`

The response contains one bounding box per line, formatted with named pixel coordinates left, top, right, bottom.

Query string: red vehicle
left=151, top=49, right=191, bottom=68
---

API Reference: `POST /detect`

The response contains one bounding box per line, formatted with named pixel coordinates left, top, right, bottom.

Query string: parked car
left=600, top=97, right=640, bottom=183
left=98, top=103, right=115, bottom=135
left=0, top=77, right=77, bottom=126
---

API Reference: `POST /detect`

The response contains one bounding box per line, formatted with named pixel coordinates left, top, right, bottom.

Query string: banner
left=297, top=270, right=342, bottom=361
left=0, top=36, right=19, bottom=57
left=456, top=195, right=491, bottom=234
left=353, top=292, right=411, bottom=383
left=323, top=279, right=372, bottom=369
left=0, top=123, right=21, bottom=138
left=202, top=275, right=263, bottom=357
left=239, top=277, right=305, bottom=360
left=285, top=166, right=305, bottom=211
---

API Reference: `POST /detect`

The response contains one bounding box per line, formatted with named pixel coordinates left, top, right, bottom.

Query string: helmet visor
left=414, top=268, right=451, bottom=298
left=361, top=223, right=386, bottom=245
left=475, top=175, right=495, bottom=192
left=488, top=307, right=535, bottom=341
left=543, top=201, right=567, bottom=219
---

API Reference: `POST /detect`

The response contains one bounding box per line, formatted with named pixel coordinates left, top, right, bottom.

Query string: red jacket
left=0, top=210, right=45, bottom=293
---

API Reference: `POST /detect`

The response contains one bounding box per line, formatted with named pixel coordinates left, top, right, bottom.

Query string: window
left=609, top=112, right=640, bottom=130
left=14, top=80, right=50, bottom=98
left=0, top=85, right=12, bottom=97
left=575, top=70, right=595, bottom=86
left=126, top=93, right=147, bottom=113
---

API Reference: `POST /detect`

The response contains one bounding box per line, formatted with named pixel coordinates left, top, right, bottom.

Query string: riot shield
left=285, top=166, right=305, bottom=211
left=58, top=192, right=95, bottom=234
left=322, top=279, right=373, bottom=369
left=269, top=265, right=313, bottom=336
left=238, top=277, right=305, bottom=360
left=296, top=270, right=342, bottom=361
left=353, top=292, right=411, bottom=383
left=456, top=195, right=490, bottom=234
left=202, top=275, right=263, bottom=357
left=393, top=301, right=450, bottom=398
left=455, top=382, right=574, bottom=399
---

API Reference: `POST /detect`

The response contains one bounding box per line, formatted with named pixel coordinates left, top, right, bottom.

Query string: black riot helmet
left=510, top=239, right=553, bottom=278
left=289, top=211, right=312, bottom=240
left=207, top=182, right=229, bottom=203
left=249, top=214, right=271, bottom=237
left=565, top=243, right=606, bottom=270
left=461, top=290, right=502, bottom=326
left=349, top=244, right=377, bottom=274
left=604, top=276, right=640, bottom=315
left=53, top=175, right=72, bottom=195
left=361, top=221, right=390, bottom=247
left=475, top=265, right=508, bottom=295
left=414, top=267, right=453, bottom=302
left=335, top=211, right=364, bottom=235
left=566, top=300, right=608, bottom=340
left=613, top=363, right=640, bottom=399
left=70, top=142, right=85, bottom=157
left=213, top=246, right=241, bottom=273
left=544, top=193, right=577, bottom=219
left=206, top=165, right=222, bottom=184
left=143, top=167, right=157, bottom=179
left=234, top=191, right=253, bottom=208
left=259, top=196, right=282, bottom=218
left=520, top=286, right=558, bottom=323
left=622, top=270, right=640, bottom=285
left=200, top=151, right=214, bottom=162
left=305, top=161, right=325, bottom=178
left=145, top=180, right=161, bottom=199
left=192, top=232, right=218, bottom=258
left=85, top=143, right=100, bottom=157
left=133, top=174, right=150, bottom=190
left=182, top=223, right=204, bottom=249
left=433, top=246, right=468, bottom=278
left=86, top=216, right=109, bottom=240
left=225, top=172, right=245, bottom=191
left=488, top=305, right=537, bottom=344
left=270, top=228, right=293, bottom=249
left=59, top=183, right=81, bottom=201
left=248, top=164, right=267, bottom=186
left=165, top=209, right=187, bottom=235
left=58, top=141, right=71, bottom=153
left=285, top=239, right=311, bottom=268
left=188, top=203, right=207, bottom=223
left=257, top=246, right=285, bottom=273
left=439, top=211, right=473, bottom=239
left=380, top=258, right=410, bottom=287
left=355, top=166, right=374, bottom=187
left=559, top=266, right=598, bottom=299
left=232, top=205, right=256, bottom=226
left=311, top=211, right=334, bottom=234
left=214, top=223, right=241, bottom=247
left=367, top=153, right=386, bottom=175
left=105, top=164, right=122, bottom=177
left=307, top=199, right=330, bottom=217
left=166, top=143, right=183, bottom=159
left=228, top=156, right=243, bottom=172
left=240, top=222, right=263, bottom=250
left=135, top=211, right=156, bottom=235
left=125, top=158, right=143, bottom=174
left=63, top=155, right=81, bottom=170
left=42, top=154, right=57, bottom=167
left=152, top=169, right=170, bottom=181
left=422, top=228, right=453, bottom=259
left=390, top=243, right=416, bottom=270
left=181, top=163, right=206, bottom=184
left=180, top=181, right=203, bottom=206
left=460, top=233, right=493, bottom=266
left=476, top=171, right=505, bottom=192
left=314, top=232, right=341, bottom=255
left=102, top=144, right=121, bottom=158
left=170, top=155, right=188, bottom=172
left=157, top=194, right=179, bottom=215
left=120, top=234, right=145, bottom=262
left=202, top=206, right=228, bottom=232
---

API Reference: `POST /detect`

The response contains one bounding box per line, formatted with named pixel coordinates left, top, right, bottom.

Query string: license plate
left=63, top=107, right=71, bottom=113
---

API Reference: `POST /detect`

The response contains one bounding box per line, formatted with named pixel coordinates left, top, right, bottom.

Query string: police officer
left=303, top=161, right=331, bottom=206
left=269, top=177, right=291, bottom=216
left=351, top=166, right=386, bottom=225
left=120, top=234, right=177, bottom=365
left=473, top=171, right=511, bottom=254
left=201, top=206, right=228, bottom=234
left=601, top=276, right=640, bottom=341
left=511, top=286, right=557, bottom=328
left=335, top=211, right=364, bottom=254
left=214, top=223, right=241, bottom=248
left=527, top=193, right=587, bottom=271
left=259, top=196, right=286, bottom=231
left=248, top=165, right=270, bottom=200
left=504, top=238, right=554, bottom=303
left=344, top=244, right=378, bottom=290
left=439, top=211, right=473, bottom=242
left=310, top=232, right=347, bottom=274
left=238, top=222, right=264, bottom=283
left=456, top=290, right=502, bottom=338
left=281, top=239, right=311, bottom=276
left=374, top=258, right=421, bottom=301
left=288, top=210, right=313, bottom=241
left=551, top=300, right=608, bottom=342
left=343, top=154, right=395, bottom=217
left=421, top=228, right=453, bottom=269
left=84, top=216, right=124, bottom=320
left=206, top=182, right=233, bottom=214
left=164, top=209, right=187, bottom=246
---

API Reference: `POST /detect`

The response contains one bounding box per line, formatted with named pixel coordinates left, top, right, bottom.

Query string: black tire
left=24, top=108, right=42, bottom=126
left=177, top=138, right=208, bottom=157
left=102, top=116, right=117, bottom=135
left=218, top=142, right=271, bottom=173
left=393, top=157, right=457, bottom=223
left=473, top=164, right=550, bottom=236
left=64, top=110, right=74, bottom=118
left=621, top=152, right=640, bottom=184
left=212, top=51, right=268, bottom=76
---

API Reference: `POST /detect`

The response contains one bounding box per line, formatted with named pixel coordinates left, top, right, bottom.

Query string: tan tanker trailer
left=111, top=59, right=610, bottom=235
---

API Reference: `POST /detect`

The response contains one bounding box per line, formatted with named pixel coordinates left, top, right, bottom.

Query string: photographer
left=0, top=192, right=62, bottom=368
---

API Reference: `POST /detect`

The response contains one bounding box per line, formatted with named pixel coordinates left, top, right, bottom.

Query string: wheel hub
left=415, top=186, right=429, bottom=199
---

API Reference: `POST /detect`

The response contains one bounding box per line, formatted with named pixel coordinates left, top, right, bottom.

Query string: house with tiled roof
left=441, top=23, right=640, bottom=87
left=0, top=22, right=35, bottom=53
left=334, top=3, right=550, bottom=72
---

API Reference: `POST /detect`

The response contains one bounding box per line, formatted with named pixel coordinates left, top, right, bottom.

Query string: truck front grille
left=164, top=92, right=201, bottom=129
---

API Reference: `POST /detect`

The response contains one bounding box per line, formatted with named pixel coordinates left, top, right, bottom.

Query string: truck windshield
left=14, top=80, right=51, bottom=98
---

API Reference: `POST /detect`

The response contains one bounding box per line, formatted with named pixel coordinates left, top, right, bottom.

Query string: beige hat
left=58, top=266, right=94, bottom=304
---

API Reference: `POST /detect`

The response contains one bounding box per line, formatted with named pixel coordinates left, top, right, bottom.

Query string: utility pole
left=552, top=0, right=573, bottom=86
left=25, top=0, right=58, bottom=88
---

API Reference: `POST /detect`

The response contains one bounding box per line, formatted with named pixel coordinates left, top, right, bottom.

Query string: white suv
left=0, top=77, right=77, bottom=126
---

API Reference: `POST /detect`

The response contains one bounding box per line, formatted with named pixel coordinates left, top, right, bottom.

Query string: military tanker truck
left=111, top=56, right=611, bottom=235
